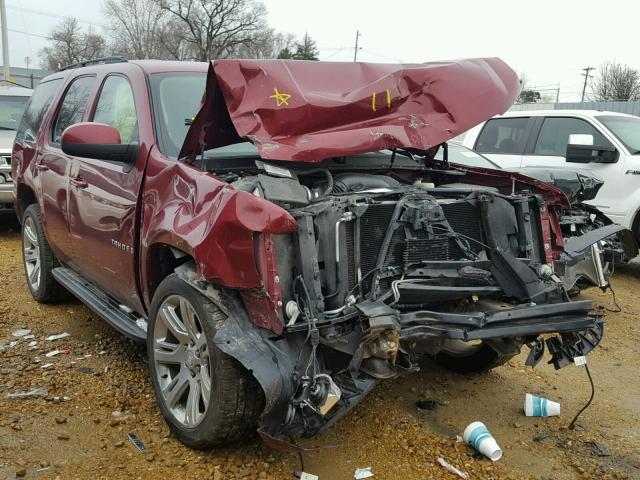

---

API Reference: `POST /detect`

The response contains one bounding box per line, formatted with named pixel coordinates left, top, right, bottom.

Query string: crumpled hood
left=180, top=58, right=520, bottom=162
left=511, top=167, right=604, bottom=204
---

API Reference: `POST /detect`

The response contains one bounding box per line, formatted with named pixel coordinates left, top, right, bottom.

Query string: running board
left=52, top=267, right=147, bottom=342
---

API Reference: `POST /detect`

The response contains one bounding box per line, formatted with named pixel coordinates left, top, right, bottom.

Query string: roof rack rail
left=58, top=56, right=128, bottom=72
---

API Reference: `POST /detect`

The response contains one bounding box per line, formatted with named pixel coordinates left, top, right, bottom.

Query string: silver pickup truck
left=0, top=85, right=32, bottom=210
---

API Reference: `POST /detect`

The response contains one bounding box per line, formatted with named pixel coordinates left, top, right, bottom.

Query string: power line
left=6, top=4, right=107, bottom=28
left=8, top=28, right=49, bottom=39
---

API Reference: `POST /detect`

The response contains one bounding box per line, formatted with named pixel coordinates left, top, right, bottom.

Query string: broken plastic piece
left=45, top=349, right=70, bottom=357
left=126, top=432, right=145, bottom=453
left=12, top=329, right=31, bottom=337
left=300, top=473, right=319, bottom=480
left=574, top=355, right=587, bottom=366
left=45, top=332, right=70, bottom=341
left=7, top=387, right=48, bottom=399
left=437, top=457, right=469, bottom=479
left=40, top=363, right=54, bottom=369
left=416, top=399, right=440, bottom=410
left=354, top=467, right=374, bottom=479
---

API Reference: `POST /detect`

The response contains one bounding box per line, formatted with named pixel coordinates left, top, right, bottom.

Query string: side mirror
left=61, top=123, right=138, bottom=164
left=566, top=143, right=618, bottom=164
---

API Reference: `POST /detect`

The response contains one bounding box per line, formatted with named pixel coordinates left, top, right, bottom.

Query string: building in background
left=511, top=101, right=640, bottom=117
left=0, top=66, right=52, bottom=89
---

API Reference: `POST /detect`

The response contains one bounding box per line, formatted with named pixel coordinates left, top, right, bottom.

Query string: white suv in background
left=0, top=84, right=32, bottom=211
left=462, top=110, right=640, bottom=237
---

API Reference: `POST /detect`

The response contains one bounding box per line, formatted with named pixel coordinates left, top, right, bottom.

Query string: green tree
left=277, top=47, right=294, bottom=59
left=292, top=33, right=319, bottom=61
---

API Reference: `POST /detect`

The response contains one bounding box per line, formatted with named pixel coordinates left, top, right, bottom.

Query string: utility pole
left=0, top=0, right=9, bottom=84
left=556, top=84, right=560, bottom=103
left=581, top=67, right=595, bottom=102
left=353, top=30, right=361, bottom=62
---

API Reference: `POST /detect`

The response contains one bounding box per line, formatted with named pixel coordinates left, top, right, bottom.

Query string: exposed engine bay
left=193, top=147, right=637, bottom=447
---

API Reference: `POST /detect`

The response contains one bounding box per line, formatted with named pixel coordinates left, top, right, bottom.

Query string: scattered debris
left=533, top=433, right=550, bottom=443
left=415, top=399, right=441, bottom=410
left=463, top=421, right=503, bottom=462
left=77, top=367, right=93, bottom=374
left=40, top=363, right=53, bottom=369
left=57, top=433, right=70, bottom=441
left=437, top=457, right=469, bottom=479
left=127, top=432, right=145, bottom=453
left=45, top=349, right=70, bottom=357
left=12, top=329, right=31, bottom=337
left=525, top=393, right=560, bottom=417
left=589, top=442, right=611, bottom=457
left=54, top=416, right=67, bottom=424
left=299, top=473, right=319, bottom=480
left=7, top=388, right=48, bottom=399
left=45, top=332, right=71, bottom=341
left=28, top=341, right=37, bottom=348
left=354, top=467, right=374, bottom=479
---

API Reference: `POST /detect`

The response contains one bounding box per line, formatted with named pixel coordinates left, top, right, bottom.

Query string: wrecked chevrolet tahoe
left=12, top=57, right=637, bottom=450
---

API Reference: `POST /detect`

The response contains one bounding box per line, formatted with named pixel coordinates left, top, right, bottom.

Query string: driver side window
left=534, top=117, right=611, bottom=156
left=92, top=75, right=138, bottom=144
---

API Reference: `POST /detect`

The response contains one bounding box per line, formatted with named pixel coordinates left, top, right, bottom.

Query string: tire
left=147, top=274, right=264, bottom=449
left=21, top=204, right=67, bottom=303
left=432, top=340, right=514, bottom=374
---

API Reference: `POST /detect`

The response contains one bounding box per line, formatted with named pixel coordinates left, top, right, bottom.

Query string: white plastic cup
left=524, top=393, right=560, bottom=417
left=463, top=421, right=503, bottom=461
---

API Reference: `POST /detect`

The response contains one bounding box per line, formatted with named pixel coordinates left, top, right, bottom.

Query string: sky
left=5, top=0, right=640, bottom=102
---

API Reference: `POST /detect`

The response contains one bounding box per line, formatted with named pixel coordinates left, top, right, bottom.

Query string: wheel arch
left=16, top=183, right=37, bottom=222
left=144, top=242, right=195, bottom=307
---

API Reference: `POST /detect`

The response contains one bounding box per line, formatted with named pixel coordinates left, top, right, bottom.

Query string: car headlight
left=0, top=156, right=7, bottom=166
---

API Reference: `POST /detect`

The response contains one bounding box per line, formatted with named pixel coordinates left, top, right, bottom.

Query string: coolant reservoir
left=413, top=179, right=435, bottom=189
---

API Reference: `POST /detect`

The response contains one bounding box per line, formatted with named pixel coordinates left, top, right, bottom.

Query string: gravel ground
left=0, top=213, right=639, bottom=480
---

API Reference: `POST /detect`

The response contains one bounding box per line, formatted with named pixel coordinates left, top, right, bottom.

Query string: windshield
left=0, top=95, right=30, bottom=131
left=436, top=142, right=500, bottom=168
left=150, top=72, right=207, bottom=157
left=596, top=115, right=640, bottom=154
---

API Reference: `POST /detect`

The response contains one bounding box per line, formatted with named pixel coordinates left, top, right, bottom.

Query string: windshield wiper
left=0, top=126, right=16, bottom=131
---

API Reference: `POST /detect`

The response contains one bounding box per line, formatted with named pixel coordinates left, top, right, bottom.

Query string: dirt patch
left=0, top=214, right=638, bottom=479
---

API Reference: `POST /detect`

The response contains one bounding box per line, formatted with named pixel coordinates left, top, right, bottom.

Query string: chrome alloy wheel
left=153, top=295, right=211, bottom=427
left=23, top=216, right=41, bottom=292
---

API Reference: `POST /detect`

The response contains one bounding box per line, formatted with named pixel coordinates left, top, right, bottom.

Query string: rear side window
left=534, top=117, right=611, bottom=156
left=52, top=76, right=96, bottom=144
left=475, top=117, right=529, bottom=154
left=92, top=75, right=138, bottom=144
left=15, top=79, right=63, bottom=142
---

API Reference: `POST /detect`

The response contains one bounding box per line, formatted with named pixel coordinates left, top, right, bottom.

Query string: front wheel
left=432, top=340, right=515, bottom=373
left=147, top=275, right=264, bottom=449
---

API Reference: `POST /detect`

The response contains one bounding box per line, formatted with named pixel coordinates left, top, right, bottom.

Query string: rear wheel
left=433, top=340, right=514, bottom=373
left=147, top=275, right=263, bottom=449
left=21, top=204, right=67, bottom=303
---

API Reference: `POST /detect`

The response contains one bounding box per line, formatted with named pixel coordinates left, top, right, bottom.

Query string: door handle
left=70, top=176, right=88, bottom=189
left=34, top=163, right=48, bottom=172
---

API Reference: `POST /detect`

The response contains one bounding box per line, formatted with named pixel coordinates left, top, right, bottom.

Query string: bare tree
left=39, top=17, right=107, bottom=70
left=590, top=61, right=640, bottom=101
left=160, top=0, right=268, bottom=60
left=229, top=30, right=295, bottom=59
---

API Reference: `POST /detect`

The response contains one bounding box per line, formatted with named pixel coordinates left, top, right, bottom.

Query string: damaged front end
left=176, top=57, right=637, bottom=447
left=208, top=162, right=636, bottom=445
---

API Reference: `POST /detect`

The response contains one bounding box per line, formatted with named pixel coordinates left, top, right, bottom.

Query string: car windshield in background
left=436, top=143, right=500, bottom=168
left=0, top=95, right=29, bottom=131
left=150, top=72, right=207, bottom=157
left=597, top=115, right=640, bottom=154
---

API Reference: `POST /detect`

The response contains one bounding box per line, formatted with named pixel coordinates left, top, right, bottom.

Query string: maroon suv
left=12, top=57, right=636, bottom=449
